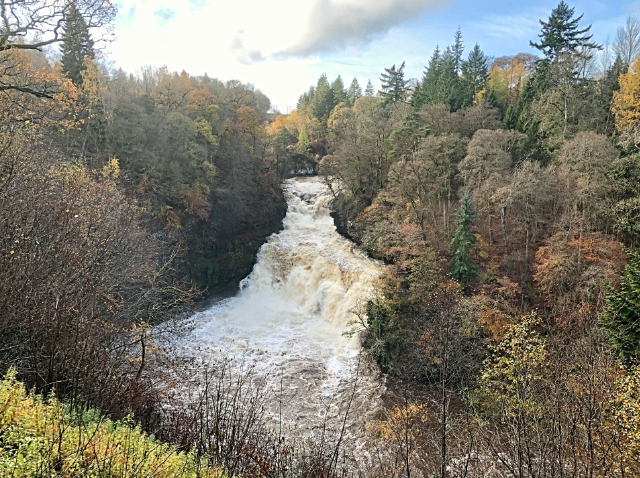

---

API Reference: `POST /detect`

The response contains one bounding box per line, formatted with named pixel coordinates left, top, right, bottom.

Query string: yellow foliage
left=613, top=54, right=640, bottom=132
left=0, top=370, right=220, bottom=477
left=487, top=54, right=536, bottom=106
left=612, top=367, right=640, bottom=467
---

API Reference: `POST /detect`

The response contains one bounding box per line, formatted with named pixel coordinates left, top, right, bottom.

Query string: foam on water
left=174, top=177, right=384, bottom=427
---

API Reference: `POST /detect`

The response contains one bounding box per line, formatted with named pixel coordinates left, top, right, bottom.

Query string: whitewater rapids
left=171, top=177, right=385, bottom=431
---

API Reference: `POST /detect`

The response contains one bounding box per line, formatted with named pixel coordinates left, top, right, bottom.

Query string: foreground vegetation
left=0, top=371, right=219, bottom=477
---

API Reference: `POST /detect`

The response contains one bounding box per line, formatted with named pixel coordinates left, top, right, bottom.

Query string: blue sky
left=108, top=0, right=640, bottom=111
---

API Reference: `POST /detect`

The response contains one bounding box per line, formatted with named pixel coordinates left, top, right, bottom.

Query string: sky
left=107, top=0, right=640, bottom=111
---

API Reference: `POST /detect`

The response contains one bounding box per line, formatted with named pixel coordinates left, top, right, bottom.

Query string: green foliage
left=297, top=124, right=312, bottom=153
left=450, top=190, right=478, bottom=283
left=530, top=1, right=600, bottom=63
left=347, top=77, right=362, bottom=106
left=60, top=6, right=95, bottom=86
left=601, top=247, right=640, bottom=362
left=379, top=62, right=410, bottom=107
left=460, top=44, right=489, bottom=107
left=365, top=79, right=375, bottom=97
left=331, top=75, right=347, bottom=105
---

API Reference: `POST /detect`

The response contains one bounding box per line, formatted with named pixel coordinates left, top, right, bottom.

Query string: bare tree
left=0, top=0, right=117, bottom=51
left=614, top=16, right=640, bottom=66
left=600, top=35, right=613, bottom=72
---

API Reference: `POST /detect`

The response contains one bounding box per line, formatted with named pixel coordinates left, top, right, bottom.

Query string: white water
left=173, top=177, right=385, bottom=429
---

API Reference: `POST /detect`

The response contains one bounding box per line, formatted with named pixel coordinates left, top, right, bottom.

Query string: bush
left=0, top=370, right=220, bottom=477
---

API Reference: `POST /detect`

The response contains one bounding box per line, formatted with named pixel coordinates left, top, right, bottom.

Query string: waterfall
left=175, top=177, right=384, bottom=426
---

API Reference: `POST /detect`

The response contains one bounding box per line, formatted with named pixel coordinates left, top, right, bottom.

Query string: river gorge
left=169, top=177, right=386, bottom=438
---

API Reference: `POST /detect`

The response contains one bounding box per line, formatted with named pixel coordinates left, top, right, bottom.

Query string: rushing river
left=171, top=177, right=385, bottom=433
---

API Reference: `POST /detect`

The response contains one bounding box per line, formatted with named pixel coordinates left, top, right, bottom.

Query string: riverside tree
left=60, top=6, right=95, bottom=86
left=450, top=190, right=478, bottom=282
left=601, top=248, right=640, bottom=362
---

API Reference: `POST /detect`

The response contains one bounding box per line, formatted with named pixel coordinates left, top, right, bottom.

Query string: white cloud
left=278, top=0, right=448, bottom=58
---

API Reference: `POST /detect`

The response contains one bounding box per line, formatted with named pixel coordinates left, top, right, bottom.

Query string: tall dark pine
left=412, top=46, right=441, bottom=109
left=365, top=79, right=375, bottom=97
left=347, top=77, right=362, bottom=106
left=452, top=27, right=464, bottom=74
left=379, top=62, right=409, bottom=106
left=450, top=190, right=478, bottom=283
left=331, top=75, right=347, bottom=107
left=530, top=1, right=601, bottom=63
left=601, top=247, right=640, bottom=362
left=460, top=44, right=489, bottom=107
left=60, top=6, right=95, bottom=86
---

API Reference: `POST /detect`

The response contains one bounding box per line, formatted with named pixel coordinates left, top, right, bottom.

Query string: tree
left=297, top=123, right=312, bottom=153
left=0, top=0, right=115, bottom=52
left=450, top=190, right=478, bottom=282
left=331, top=75, right=347, bottom=106
left=614, top=16, right=640, bottom=67
left=613, top=54, right=640, bottom=145
left=601, top=247, right=640, bottom=362
left=379, top=62, right=409, bottom=107
left=530, top=1, right=600, bottom=63
left=365, top=79, right=375, bottom=97
left=460, top=44, right=489, bottom=107
left=309, top=74, right=334, bottom=120
left=60, top=6, right=95, bottom=86
left=347, top=77, right=362, bottom=106
left=452, top=27, right=464, bottom=74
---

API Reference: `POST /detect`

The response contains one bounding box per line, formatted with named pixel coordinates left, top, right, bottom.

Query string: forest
left=3, top=0, right=640, bottom=476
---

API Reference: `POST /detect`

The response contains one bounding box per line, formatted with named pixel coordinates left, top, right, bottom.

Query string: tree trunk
left=501, top=206, right=508, bottom=256
left=489, top=212, right=495, bottom=244
left=441, top=330, right=449, bottom=478
left=525, top=225, right=530, bottom=264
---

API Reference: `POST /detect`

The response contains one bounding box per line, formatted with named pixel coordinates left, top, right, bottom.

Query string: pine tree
left=379, top=62, right=409, bottom=107
left=460, top=44, right=489, bottom=107
left=365, top=79, right=375, bottom=97
left=297, top=124, right=312, bottom=153
left=438, top=47, right=461, bottom=110
left=309, top=74, right=334, bottom=120
left=601, top=247, right=640, bottom=362
left=450, top=190, right=478, bottom=283
left=60, top=6, right=95, bottom=86
left=347, top=77, right=362, bottom=105
left=530, top=1, right=601, bottom=63
left=412, top=45, right=441, bottom=109
left=331, top=75, right=347, bottom=107
left=452, top=27, right=465, bottom=74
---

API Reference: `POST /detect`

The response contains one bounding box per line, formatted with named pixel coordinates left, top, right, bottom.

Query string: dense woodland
left=4, top=0, right=640, bottom=476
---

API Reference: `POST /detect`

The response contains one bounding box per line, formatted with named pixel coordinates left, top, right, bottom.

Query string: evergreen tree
left=365, top=79, right=375, bottom=97
left=297, top=124, right=312, bottom=153
left=530, top=1, right=601, bottom=63
left=331, top=75, right=347, bottom=107
left=450, top=190, right=478, bottom=283
left=460, top=44, right=489, bottom=107
left=379, top=62, right=409, bottom=107
left=296, top=92, right=309, bottom=110
left=601, top=247, right=640, bottom=362
left=412, top=45, right=441, bottom=109
left=452, top=27, right=465, bottom=74
left=347, top=77, right=362, bottom=105
left=438, top=47, right=461, bottom=110
left=60, top=6, right=95, bottom=86
left=309, top=74, right=334, bottom=120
